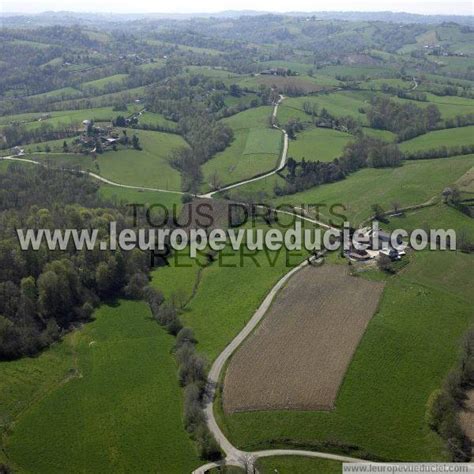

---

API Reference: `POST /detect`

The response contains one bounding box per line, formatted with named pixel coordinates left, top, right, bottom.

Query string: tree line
left=144, top=270, right=222, bottom=461
left=275, top=134, right=402, bottom=196
left=403, top=144, right=474, bottom=161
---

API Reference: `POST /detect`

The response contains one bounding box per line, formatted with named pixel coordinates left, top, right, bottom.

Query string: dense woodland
left=0, top=165, right=155, bottom=359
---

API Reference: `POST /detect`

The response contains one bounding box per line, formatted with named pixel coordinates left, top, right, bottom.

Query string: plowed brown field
left=223, top=264, right=384, bottom=413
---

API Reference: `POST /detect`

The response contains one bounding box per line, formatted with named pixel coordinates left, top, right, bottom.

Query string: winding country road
left=200, top=95, right=288, bottom=199
left=1, top=98, right=360, bottom=473
left=191, top=254, right=370, bottom=473
left=0, top=156, right=185, bottom=195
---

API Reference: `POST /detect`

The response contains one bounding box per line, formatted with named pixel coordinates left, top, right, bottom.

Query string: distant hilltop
left=0, top=10, right=473, bottom=26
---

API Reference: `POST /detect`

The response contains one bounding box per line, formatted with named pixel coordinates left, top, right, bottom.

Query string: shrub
left=0, top=464, right=12, bottom=474
left=194, top=424, right=222, bottom=461
left=178, top=352, right=207, bottom=387
left=183, top=383, right=205, bottom=432
left=181, top=193, right=193, bottom=204
left=123, top=272, right=149, bottom=299
left=175, top=328, right=196, bottom=349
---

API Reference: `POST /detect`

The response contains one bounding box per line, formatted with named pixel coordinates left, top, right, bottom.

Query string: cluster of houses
left=424, top=44, right=466, bottom=57
left=79, top=120, right=120, bottom=153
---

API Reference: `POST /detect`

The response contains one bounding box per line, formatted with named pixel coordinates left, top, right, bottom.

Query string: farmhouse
left=11, top=146, right=25, bottom=156
left=347, top=226, right=405, bottom=262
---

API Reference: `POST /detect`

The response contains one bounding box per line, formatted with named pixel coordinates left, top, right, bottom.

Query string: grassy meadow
left=400, top=126, right=474, bottom=153
left=202, top=107, right=282, bottom=190
left=181, top=245, right=305, bottom=360
left=385, top=202, right=474, bottom=240
left=232, top=155, right=474, bottom=226
left=0, top=301, right=201, bottom=473
left=284, top=93, right=368, bottom=124
left=99, top=184, right=183, bottom=209
left=288, top=126, right=351, bottom=162
left=94, top=129, right=186, bottom=190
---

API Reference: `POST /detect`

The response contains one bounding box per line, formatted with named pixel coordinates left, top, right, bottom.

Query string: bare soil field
left=223, top=264, right=385, bottom=413
left=177, top=198, right=243, bottom=233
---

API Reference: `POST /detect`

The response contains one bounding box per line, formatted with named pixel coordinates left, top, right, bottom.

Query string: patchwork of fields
left=223, top=264, right=384, bottom=412
left=218, top=251, right=474, bottom=461
left=1, top=15, right=474, bottom=472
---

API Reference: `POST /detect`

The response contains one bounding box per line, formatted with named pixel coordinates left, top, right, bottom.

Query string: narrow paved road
left=3, top=103, right=360, bottom=474
left=202, top=259, right=311, bottom=465
left=193, top=251, right=368, bottom=473
left=0, top=156, right=185, bottom=195
left=199, top=95, right=288, bottom=199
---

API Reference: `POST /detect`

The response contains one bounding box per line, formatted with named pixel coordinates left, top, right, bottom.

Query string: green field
left=152, top=257, right=200, bottom=302
left=222, top=106, right=274, bottom=130
left=20, top=136, right=80, bottom=154
left=288, top=126, right=351, bottom=162
left=1, top=300, right=201, bottom=473
left=362, top=127, right=397, bottom=141
left=33, top=129, right=186, bottom=190
left=243, top=129, right=281, bottom=156
left=233, top=155, right=474, bottom=225
left=96, top=129, right=186, bottom=190
left=30, top=87, right=83, bottom=100
left=360, top=78, right=411, bottom=90
left=385, top=202, right=474, bottom=241
left=284, top=92, right=368, bottom=124
left=81, top=74, right=129, bottom=92
left=185, top=65, right=237, bottom=79
left=181, top=244, right=308, bottom=360
left=256, top=456, right=342, bottom=473
left=10, top=107, right=121, bottom=131
left=138, top=111, right=177, bottom=130
left=7, top=39, right=51, bottom=49
left=276, top=104, right=312, bottom=124
left=399, top=126, right=474, bottom=153
left=320, top=64, right=397, bottom=79
left=202, top=107, right=281, bottom=190
left=393, top=94, right=474, bottom=120
left=219, top=251, right=474, bottom=461
left=35, top=153, right=95, bottom=169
